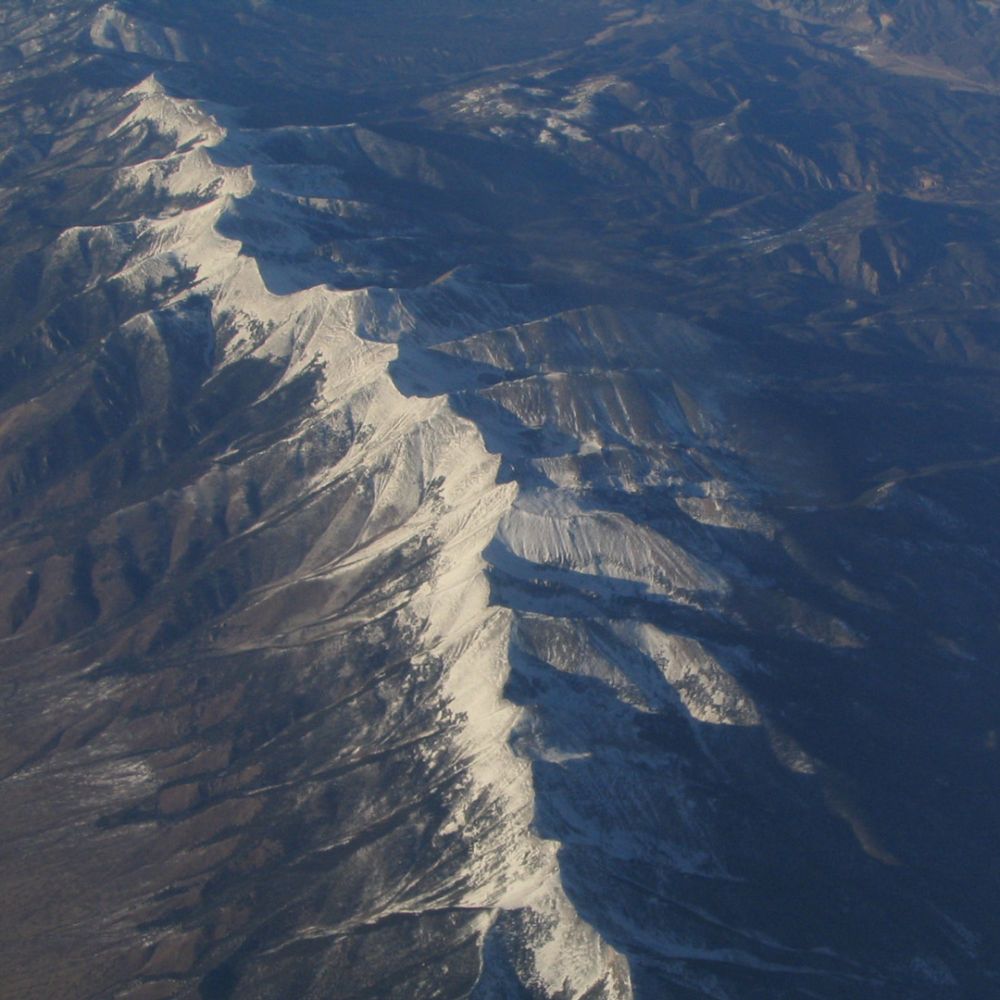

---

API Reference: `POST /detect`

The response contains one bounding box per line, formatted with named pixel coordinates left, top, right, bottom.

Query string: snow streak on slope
left=91, top=4, right=190, bottom=62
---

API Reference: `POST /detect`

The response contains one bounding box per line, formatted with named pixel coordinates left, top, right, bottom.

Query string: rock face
left=1, top=2, right=1000, bottom=998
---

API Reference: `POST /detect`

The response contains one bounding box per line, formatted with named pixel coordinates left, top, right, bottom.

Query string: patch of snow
left=619, top=623, right=761, bottom=726
left=114, top=75, right=226, bottom=147
left=497, top=490, right=727, bottom=600
left=91, top=6, right=188, bottom=61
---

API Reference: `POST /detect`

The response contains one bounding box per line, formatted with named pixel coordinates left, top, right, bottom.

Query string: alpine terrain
left=2, top=1, right=1000, bottom=998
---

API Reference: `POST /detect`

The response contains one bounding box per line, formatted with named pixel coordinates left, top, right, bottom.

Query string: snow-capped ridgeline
left=65, top=62, right=834, bottom=995
left=94, top=75, right=645, bottom=995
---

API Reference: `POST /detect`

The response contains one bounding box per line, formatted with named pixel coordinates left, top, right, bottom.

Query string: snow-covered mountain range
left=2, top=2, right=1000, bottom=997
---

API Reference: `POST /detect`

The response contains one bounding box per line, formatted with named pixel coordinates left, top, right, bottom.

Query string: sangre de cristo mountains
left=2, top=2, right=1000, bottom=997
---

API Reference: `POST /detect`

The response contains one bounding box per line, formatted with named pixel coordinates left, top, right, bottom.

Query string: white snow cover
left=90, top=5, right=188, bottom=61
left=497, top=490, right=727, bottom=600
left=619, top=623, right=761, bottom=726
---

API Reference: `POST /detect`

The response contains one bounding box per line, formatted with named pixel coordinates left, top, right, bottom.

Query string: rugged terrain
left=2, top=2, right=1000, bottom=997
